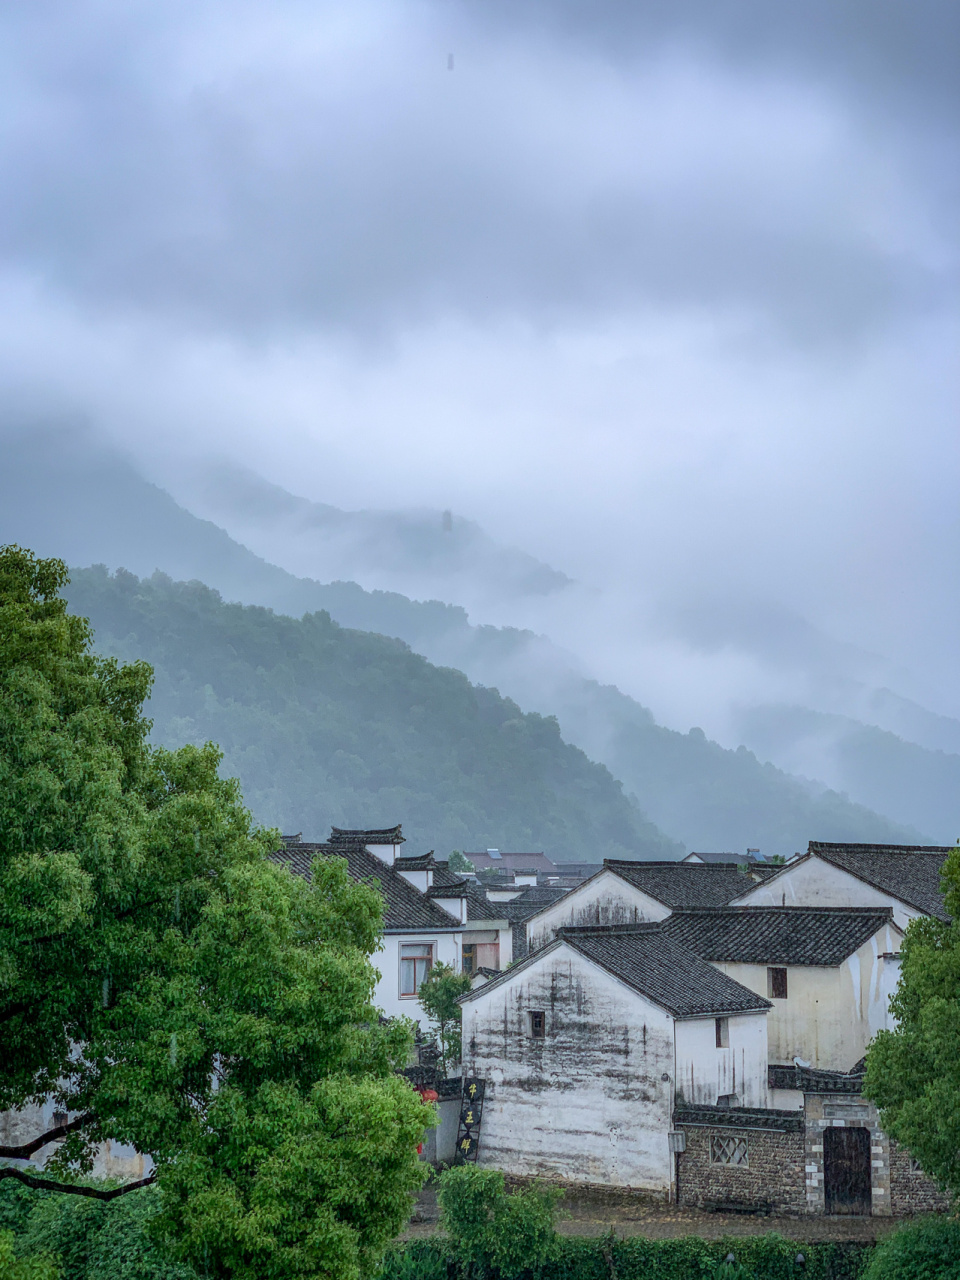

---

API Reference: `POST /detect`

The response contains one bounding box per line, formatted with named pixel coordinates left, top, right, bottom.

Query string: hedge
left=377, top=1233, right=870, bottom=1280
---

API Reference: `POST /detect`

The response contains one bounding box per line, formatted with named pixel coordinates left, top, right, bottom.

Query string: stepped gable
left=555, top=923, right=772, bottom=1018
left=329, top=825, right=405, bottom=845
left=662, top=906, right=896, bottom=967
left=270, top=841, right=460, bottom=931
left=807, top=841, right=953, bottom=921
left=605, top=859, right=776, bottom=909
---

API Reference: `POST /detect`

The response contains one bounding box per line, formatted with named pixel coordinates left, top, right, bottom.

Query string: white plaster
left=732, top=857, right=923, bottom=931
left=525, top=870, right=669, bottom=953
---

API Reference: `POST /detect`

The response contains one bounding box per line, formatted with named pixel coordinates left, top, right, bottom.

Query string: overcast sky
left=1, top=0, right=957, bottom=724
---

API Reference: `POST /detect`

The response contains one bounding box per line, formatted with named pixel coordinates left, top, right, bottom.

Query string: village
left=267, top=829, right=953, bottom=1223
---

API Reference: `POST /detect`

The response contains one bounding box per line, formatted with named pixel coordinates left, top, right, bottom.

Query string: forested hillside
left=66, top=566, right=681, bottom=861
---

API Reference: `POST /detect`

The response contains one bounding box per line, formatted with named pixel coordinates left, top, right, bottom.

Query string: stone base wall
left=677, top=1124, right=806, bottom=1215
left=889, top=1139, right=951, bottom=1215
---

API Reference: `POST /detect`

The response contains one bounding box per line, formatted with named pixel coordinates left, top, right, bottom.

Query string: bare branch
left=0, top=1114, right=94, bottom=1159
left=0, top=1166, right=155, bottom=1199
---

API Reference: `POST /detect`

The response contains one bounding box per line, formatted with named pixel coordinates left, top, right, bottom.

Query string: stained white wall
left=708, top=922, right=902, bottom=1071
left=674, top=1013, right=769, bottom=1109
left=461, top=945, right=676, bottom=1194
left=374, top=930, right=462, bottom=1024
left=732, top=858, right=921, bottom=930
left=525, top=871, right=669, bottom=953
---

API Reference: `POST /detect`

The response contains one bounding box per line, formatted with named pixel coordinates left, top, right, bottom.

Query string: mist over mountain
left=0, top=423, right=940, bottom=856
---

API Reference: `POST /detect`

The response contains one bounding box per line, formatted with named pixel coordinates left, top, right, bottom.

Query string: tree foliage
left=0, top=546, right=430, bottom=1280
left=434, top=1166, right=561, bottom=1280
left=415, top=965, right=472, bottom=1076
left=863, top=844, right=960, bottom=1200
left=447, top=851, right=475, bottom=874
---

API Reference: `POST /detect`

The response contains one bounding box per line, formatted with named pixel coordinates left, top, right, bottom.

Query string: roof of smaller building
left=429, top=863, right=505, bottom=923
left=674, top=1103, right=804, bottom=1132
left=603, top=859, right=776, bottom=908
left=662, top=906, right=897, bottom=966
left=683, top=851, right=763, bottom=866
left=393, top=852, right=437, bottom=871
left=806, top=842, right=953, bottom=920
left=271, top=841, right=460, bottom=932
left=330, top=825, right=405, bottom=845
left=466, top=850, right=557, bottom=873
left=768, top=1061, right=865, bottom=1095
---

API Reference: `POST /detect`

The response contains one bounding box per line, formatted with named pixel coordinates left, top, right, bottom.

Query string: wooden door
left=824, top=1126, right=871, bottom=1215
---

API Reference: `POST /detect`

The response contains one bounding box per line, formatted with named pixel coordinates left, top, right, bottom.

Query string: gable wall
left=675, top=1013, right=769, bottom=1109
left=708, top=922, right=901, bottom=1072
left=732, top=858, right=921, bottom=930
left=461, top=947, right=675, bottom=1194
left=525, top=871, right=669, bottom=953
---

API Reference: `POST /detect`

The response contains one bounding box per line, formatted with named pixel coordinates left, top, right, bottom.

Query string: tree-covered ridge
left=65, top=567, right=681, bottom=861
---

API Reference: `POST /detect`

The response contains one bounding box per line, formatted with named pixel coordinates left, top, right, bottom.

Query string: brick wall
left=677, top=1123, right=806, bottom=1214
left=889, top=1139, right=951, bottom=1215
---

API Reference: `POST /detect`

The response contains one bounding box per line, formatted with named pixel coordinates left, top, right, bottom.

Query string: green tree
left=416, top=964, right=472, bottom=1077
left=0, top=546, right=430, bottom=1280
left=435, top=1166, right=560, bottom=1280
left=863, top=843, right=960, bottom=1200
left=447, top=851, right=474, bottom=874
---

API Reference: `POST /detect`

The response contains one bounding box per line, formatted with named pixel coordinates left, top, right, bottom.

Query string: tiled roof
left=499, top=885, right=569, bottom=958
left=556, top=924, right=772, bottom=1018
left=684, top=851, right=762, bottom=866
left=604, top=859, right=776, bottom=908
left=662, top=906, right=896, bottom=966
left=466, top=851, right=557, bottom=873
left=808, top=842, right=953, bottom=920
left=674, top=1103, right=804, bottom=1132
left=270, top=842, right=460, bottom=932
left=394, top=853, right=437, bottom=871
left=768, top=1061, right=864, bottom=1095
left=329, top=825, right=405, bottom=845
left=429, top=863, right=503, bottom=922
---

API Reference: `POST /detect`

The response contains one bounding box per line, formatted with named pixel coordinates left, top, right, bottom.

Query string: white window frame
left=400, top=941, right=434, bottom=997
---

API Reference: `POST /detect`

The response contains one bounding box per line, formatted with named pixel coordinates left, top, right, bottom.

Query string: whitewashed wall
left=709, top=922, right=902, bottom=1071
left=674, top=1013, right=769, bottom=1109
left=461, top=945, right=677, bottom=1195
left=732, top=859, right=921, bottom=930
left=374, top=931, right=462, bottom=1024
left=525, top=872, right=669, bottom=953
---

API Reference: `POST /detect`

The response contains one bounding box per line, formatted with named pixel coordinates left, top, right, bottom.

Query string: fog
left=1, top=0, right=957, bottom=744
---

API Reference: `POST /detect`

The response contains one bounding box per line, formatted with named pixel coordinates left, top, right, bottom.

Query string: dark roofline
left=674, top=1103, right=804, bottom=1133
left=330, top=825, right=405, bottom=844
left=809, top=841, right=955, bottom=855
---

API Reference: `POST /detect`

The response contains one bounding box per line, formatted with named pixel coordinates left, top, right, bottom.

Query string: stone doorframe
left=803, top=1093, right=890, bottom=1216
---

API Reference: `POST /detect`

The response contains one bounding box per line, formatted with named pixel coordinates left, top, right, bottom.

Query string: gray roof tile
left=557, top=923, right=772, bottom=1018
left=662, top=906, right=896, bottom=966
left=271, top=842, right=460, bottom=932
left=605, top=859, right=776, bottom=908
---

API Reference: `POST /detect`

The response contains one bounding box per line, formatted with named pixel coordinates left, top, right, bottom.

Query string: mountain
left=65, top=566, right=679, bottom=861
left=0, top=423, right=933, bottom=855
left=162, top=460, right=572, bottom=610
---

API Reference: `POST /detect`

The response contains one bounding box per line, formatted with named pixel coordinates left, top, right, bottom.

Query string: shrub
left=862, top=1216, right=960, bottom=1280
left=436, top=1165, right=562, bottom=1279
left=0, top=1230, right=59, bottom=1280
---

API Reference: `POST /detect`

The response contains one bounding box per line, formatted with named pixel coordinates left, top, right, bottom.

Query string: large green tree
left=0, top=546, right=430, bottom=1280
left=864, top=845, right=960, bottom=1200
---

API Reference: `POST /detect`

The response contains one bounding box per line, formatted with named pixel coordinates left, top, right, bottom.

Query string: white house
left=459, top=922, right=771, bottom=1199
left=662, top=907, right=903, bottom=1076
left=524, top=859, right=776, bottom=954
left=731, top=842, right=952, bottom=930
left=272, top=827, right=513, bottom=1023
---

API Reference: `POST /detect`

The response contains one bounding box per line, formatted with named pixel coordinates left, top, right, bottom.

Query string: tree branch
left=0, top=1114, right=94, bottom=1159
left=0, top=1166, right=155, bottom=1200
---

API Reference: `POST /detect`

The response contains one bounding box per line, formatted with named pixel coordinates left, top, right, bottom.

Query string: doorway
left=823, top=1126, right=871, bottom=1215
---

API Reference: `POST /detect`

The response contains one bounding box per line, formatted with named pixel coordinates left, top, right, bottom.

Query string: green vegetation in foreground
left=0, top=546, right=430, bottom=1280
left=865, top=842, right=960, bottom=1203
left=376, top=1166, right=878, bottom=1279
left=63, top=565, right=680, bottom=859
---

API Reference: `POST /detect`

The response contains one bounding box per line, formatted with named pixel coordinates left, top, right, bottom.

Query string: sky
left=1, top=0, right=957, bottom=727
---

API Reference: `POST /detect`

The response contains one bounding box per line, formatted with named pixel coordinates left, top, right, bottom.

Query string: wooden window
left=400, top=942, right=434, bottom=996
left=767, top=967, right=788, bottom=999
left=461, top=943, right=477, bottom=976
left=715, top=1016, right=729, bottom=1048
left=529, top=1010, right=546, bottom=1038
left=711, top=1133, right=749, bottom=1166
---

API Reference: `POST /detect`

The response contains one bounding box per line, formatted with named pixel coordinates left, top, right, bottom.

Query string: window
left=715, top=1016, right=729, bottom=1048
left=767, top=967, right=788, bottom=999
left=909, top=1157, right=924, bottom=1174
left=529, top=1010, right=546, bottom=1038
left=462, top=943, right=477, bottom=976
left=711, top=1133, right=749, bottom=1166
left=400, top=942, right=434, bottom=996
left=52, top=1112, right=69, bottom=1129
